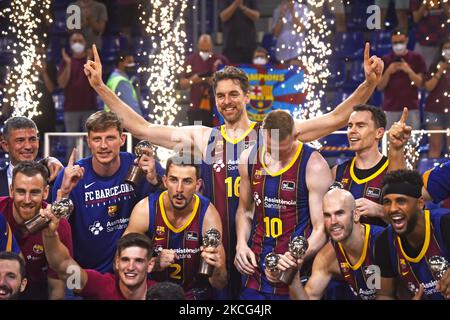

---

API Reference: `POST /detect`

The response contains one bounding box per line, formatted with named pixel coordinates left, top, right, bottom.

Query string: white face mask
left=253, top=57, right=268, bottom=65
left=442, top=49, right=450, bottom=60
left=71, top=42, right=85, bottom=54
left=199, top=51, right=210, bottom=61
left=392, top=43, right=407, bottom=56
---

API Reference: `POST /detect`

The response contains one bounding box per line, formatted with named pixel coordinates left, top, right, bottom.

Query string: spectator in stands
left=71, top=0, right=108, bottom=50
left=0, top=117, right=63, bottom=197
left=219, top=0, right=260, bottom=64
left=423, top=38, right=450, bottom=158
left=411, top=0, right=450, bottom=69
left=377, top=29, right=426, bottom=130
left=375, top=0, right=409, bottom=31
left=0, top=162, right=73, bottom=299
left=252, top=46, right=269, bottom=66
left=33, top=46, right=57, bottom=146
left=272, top=0, right=308, bottom=64
left=179, top=34, right=229, bottom=127
left=57, top=31, right=97, bottom=154
left=310, top=0, right=347, bottom=32
left=106, top=51, right=142, bottom=117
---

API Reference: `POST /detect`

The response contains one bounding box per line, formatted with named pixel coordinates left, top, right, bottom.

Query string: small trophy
left=264, top=252, right=280, bottom=273
left=279, top=236, right=308, bottom=285
left=428, top=256, right=449, bottom=280
left=23, top=198, right=74, bottom=234
left=125, top=140, right=154, bottom=187
left=198, top=228, right=221, bottom=277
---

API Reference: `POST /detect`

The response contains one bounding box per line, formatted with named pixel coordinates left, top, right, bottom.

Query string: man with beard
left=265, top=187, right=384, bottom=300
left=124, top=153, right=227, bottom=299
left=41, top=209, right=157, bottom=300
left=84, top=43, right=384, bottom=299
left=375, top=170, right=450, bottom=299
left=0, top=161, right=73, bottom=299
left=0, top=251, right=27, bottom=300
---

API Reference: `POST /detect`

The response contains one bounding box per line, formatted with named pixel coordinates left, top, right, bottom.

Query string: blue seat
left=370, top=90, right=383, bottom=107
left=101, top=35, right=128, bottom=63
left=333, top=32, right=365, bottom=60
left=52, top=0, right=72, bottom=10
left=370, top=30, right=392, bottom=57
left=345, top=59, right=365, bottom=89
left=326, top=59, right=346, bottom=90
left=51, top=8, right=69, bottom=36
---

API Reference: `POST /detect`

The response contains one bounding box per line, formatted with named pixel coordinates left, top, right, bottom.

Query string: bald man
left=179, top=34, right=230, bottom=126
left=266, top=187, right=385, bottom=300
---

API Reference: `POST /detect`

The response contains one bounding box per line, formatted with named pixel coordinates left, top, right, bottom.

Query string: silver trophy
left=264, top=252, right=280, bottom=272
left=23, top=198, right=74, bottom=234
left=198, top=228, right=221, bottom=277
left=428, top=256, right=449, bottom=280
left=125, top=140, right=154, bottom=187
left=279, top=236, right=309, bottom=285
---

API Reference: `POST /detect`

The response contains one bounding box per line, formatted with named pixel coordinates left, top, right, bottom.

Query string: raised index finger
left=364, top=42, right=370, bottom=62
left=68, top=148, right=76, bottom=167
left=92, top=44, right=100, bottom=63
left=399, top=107, right=409, bottom=124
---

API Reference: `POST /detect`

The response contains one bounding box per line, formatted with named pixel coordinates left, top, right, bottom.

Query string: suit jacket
left=0, top=165, right=9, bottom=197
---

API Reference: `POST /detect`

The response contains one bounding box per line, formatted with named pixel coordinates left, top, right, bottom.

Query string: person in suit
left=0, top=117, right=63, bottom=197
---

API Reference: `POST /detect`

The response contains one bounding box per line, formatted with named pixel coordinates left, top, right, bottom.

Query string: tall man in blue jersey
left=375, top=170, right=450, bottom=300
left=84, top=43, right=384, bottom=299
left=52, top=111, right=164, bottom=272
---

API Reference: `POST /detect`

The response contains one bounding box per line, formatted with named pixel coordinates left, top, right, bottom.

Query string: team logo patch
left=33, top=244, right=44, bottom=255
left=89, top=221, right=104, bottom=235
left=366, top=187, right=381, bottom=198
left=341, top=178, right=349, bottom=186
left=213, top=159, right=225, bottom=173
left=254, top=169, right=263, bottom=180
left=108, top=205, right=118, bottom=217
left=156, top=226, right=165, bottom=236
left=186, top=231, right=198, bottom=241
left=281, top=180, right=295, bottom=191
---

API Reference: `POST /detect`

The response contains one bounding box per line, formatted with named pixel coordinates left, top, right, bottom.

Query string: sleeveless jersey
left=335, top=157, right=389, bottom=226
left=147, top=190, right=211, bottom=299
left=52, top=152, right=164, bottom=273
left=244, top=141, right=314, bottom=295
left=201, top=122, right=261, bottom=298
left=332, top=224, right=384, bottom=300
left=386, top=209, right=450, bottom=300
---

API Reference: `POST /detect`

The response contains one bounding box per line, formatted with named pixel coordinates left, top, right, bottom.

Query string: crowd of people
left=0, top=1, right=449, bottom=301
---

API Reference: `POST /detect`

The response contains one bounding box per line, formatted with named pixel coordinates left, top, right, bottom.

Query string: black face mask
left=125, top=66, right=137, bottom=77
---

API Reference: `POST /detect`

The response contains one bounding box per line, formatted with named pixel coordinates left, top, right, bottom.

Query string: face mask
left=253, top=57, right=268, bottom=65
left=199, top=51, right=210, bottom=61
left=392, top=43, right=407, bottom=56
left=442, top=49, right=450, bottom=60
left=71, top=42, right=85, bottom=54
left=124, top=63, right=137, bottom=75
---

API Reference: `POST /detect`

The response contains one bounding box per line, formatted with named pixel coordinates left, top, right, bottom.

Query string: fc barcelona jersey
left=386, top=209, right=450, bottom=300
left=201, top=122, right=261, bottom=297
left=147, top=190, right=211, bottom=299
left=423, top=161, right=450, bottom=203
left=332, top=224, right=384, bottom=300
left=244, top=142, right=314, bottom=295
left=335, top=156, right=388, bottom=226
